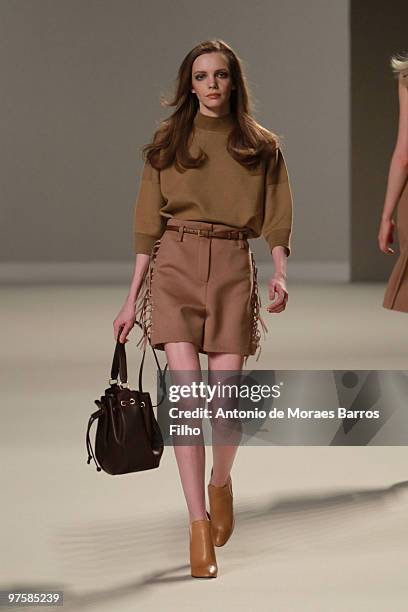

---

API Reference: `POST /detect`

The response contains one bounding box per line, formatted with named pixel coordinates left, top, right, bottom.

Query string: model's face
left=191, top=52, right=235, bottom=115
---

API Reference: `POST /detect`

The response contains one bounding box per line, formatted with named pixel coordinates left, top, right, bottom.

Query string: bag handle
left=137, top=335, right=168, bottom=408
left=112, top=323, right=168, bottom=407
left=110, top=335, right=127, bottom=384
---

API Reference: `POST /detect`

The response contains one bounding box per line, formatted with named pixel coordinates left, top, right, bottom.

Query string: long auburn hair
left=142, top=39, right=279, bottom=173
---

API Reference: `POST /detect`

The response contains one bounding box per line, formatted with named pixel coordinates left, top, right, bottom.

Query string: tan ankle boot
left=207, top=469, right=235, bottom=547
left=189, top=519, right=218, bottom=578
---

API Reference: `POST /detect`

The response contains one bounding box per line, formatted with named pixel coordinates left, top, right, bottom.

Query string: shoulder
left=141, top=157, right=161, bottom=182
left=265, top=146, right=290, bottom=185
left=263, top=139, right=287, bottom=166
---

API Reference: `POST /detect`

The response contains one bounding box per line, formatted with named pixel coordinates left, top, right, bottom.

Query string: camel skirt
left=383, top=179, right=408, bottom=312
left=135, top=218, right=268, bottom=364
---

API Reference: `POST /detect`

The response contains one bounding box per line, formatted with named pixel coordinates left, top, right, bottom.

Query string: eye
left=194, top=71, right=229, bottom=80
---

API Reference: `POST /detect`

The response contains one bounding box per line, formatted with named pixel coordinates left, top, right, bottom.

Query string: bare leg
left=164, top=342, right=207, bottom=526
left=207, top=352, right=244, bottom=487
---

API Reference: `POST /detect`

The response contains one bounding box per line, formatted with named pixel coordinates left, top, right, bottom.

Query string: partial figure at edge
left=379, top=53, right=408, bottom=312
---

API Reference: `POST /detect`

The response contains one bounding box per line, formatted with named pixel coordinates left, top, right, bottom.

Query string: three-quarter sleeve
left=133, top=160, right=167, bottom=255
left=262, top=147, right=293, bottom=256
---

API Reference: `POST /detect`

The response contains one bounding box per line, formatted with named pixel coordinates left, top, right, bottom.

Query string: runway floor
left=1, top=281, right=408, bottom=611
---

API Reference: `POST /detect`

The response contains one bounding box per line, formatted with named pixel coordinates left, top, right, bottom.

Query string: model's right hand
left=113, top=301, right=136, bottom=344
left=378, top=217, right=395, bottom=254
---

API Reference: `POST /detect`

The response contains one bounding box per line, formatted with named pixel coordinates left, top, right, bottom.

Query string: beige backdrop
left=0, top=0, right=349, bottom=278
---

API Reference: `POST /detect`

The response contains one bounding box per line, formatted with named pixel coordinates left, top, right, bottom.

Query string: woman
left=113, top=39, right=293, bottom=578
left=379, top=53, right=408, bottom=311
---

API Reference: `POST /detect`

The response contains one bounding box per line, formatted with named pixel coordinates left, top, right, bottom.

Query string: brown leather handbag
left=86, top=322, right=168, bottom=475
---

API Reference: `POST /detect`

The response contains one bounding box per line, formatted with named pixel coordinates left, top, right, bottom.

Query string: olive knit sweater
left=132, top=110, right=293, bottom=256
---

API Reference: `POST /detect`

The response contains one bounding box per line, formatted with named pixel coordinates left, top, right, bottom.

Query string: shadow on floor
left=2, top=480, right=408, bottom=610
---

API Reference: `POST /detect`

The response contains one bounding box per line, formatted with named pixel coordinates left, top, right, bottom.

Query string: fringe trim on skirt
left=134, top=238, right=162, bottom=351
left=244, top=249, right=269, bottom=366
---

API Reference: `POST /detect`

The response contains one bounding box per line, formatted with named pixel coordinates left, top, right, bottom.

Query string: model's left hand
left=378, top=217, right=395, bottom=255
left=267, top=275, right=288, bottom=313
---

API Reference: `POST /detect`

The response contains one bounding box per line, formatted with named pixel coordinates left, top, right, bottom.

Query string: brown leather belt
left=165, top=225, right=249, bottom=240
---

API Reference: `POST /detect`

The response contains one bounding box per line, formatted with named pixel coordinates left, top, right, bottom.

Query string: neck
left=193, top=108, right=235, bottom=133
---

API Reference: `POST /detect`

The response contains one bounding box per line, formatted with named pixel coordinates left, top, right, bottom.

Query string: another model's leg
left=164, top=341, right=207, bottom=525
left=207, top=352, right=244, bottom=486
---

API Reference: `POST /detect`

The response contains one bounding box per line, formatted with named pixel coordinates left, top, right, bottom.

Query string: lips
left=207, top=94, right=220, bottom=98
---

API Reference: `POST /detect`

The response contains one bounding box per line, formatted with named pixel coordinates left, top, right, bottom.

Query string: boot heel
left=189, top=519, right=218, bottom=578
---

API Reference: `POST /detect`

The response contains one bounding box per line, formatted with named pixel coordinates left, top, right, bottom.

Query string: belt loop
left=238, top=231, right=245, bottom=249
left=178, top=225, right=185, bottom=242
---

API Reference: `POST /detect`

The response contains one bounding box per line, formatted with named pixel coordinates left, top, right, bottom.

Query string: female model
left=113, top=39, right=293, bottom=578
left=379, top=53, right=408, bottom=311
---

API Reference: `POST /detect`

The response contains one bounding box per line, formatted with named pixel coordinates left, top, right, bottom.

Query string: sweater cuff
left=134, top=232, right=160, bottom=255
left=267, top=228, right=292, bottom=257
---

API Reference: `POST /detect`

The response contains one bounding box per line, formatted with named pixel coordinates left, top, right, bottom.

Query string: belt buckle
left=197, top=229, right=209, bottom=238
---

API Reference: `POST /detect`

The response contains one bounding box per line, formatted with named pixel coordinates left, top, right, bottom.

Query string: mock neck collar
left=193, top=109, right=235, bottom=133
